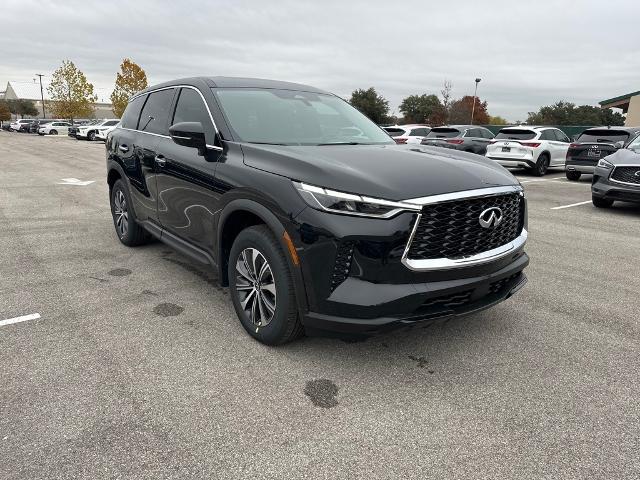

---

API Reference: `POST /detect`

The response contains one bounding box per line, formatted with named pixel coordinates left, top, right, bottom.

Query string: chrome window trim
left=119, top=84, right=224, bottom=151
left=609, top=164, right=640, bottom=187
left=401, top=185, right=526, bottom=271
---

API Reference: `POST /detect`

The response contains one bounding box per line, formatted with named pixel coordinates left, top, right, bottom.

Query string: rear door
left=155, top=86, right=222, bottom=251
left=551, top=129, right=570, bottom=165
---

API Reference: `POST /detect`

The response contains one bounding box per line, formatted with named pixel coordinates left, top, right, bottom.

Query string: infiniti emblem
left=479, top=207, right=503, bottom=229
left=635, top=171, right=640, bottom=177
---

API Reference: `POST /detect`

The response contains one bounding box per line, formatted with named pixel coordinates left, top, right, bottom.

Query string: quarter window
left=410, top=128, right=429, bottom=136
left=120, top=95, right=145, bottom=130
left=139, top=89, right=175, bottom=136
left=172, top=88, right=215, bottom=142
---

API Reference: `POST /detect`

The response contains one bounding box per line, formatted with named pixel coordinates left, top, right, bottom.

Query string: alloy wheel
left=235, top=248, right=277, bottom=327
left=113, top=189, right=129, bottom=238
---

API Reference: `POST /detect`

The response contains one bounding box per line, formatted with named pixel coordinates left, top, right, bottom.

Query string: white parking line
left=551, top=200, right=592, bottom=210
left=0, top=313, right=41, bottom=327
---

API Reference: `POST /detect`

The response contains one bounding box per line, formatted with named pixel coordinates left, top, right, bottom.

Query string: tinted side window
left=139, top=89, right=175, bottom=136
left=481, top=128, right=494, bottom=139
left=410, top=128, right=429, bottom=136
left=540, top=130, right=553, bottom=141
left=555, top=130, right=569, bottom=142
left=465, top=129, right=479, bottom=137
left=120, top=95, right=145, bottom=130
left=104, top=120, right=119, bottom=127
left=172, top=88, right=214, bottom=142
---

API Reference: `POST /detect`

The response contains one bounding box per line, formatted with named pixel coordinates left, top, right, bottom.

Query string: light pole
left=470, top=77, right=481, bottom=124
left=35, top=74, right=45, bottom=118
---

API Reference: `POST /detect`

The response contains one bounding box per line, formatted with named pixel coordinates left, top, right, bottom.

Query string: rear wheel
left=566, top=170, right=581, bottom=181
left=50, top=129, right=58, bottom=135
left=592, top=195, right=614, bottom=208
left=532, top=153, right=550, bottom=176
left=228, top=225, right=303, bottom=345
left=110, top=179, right=149, bottom=246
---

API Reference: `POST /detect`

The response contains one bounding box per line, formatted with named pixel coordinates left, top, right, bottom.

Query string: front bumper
left=592, top=166, right=640, bottom=203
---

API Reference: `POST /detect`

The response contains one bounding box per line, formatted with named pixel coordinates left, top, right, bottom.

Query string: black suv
left=106, top=77, right=529, bottom=344
left=565, top=127, right=640, bottom=180
left=421, top=126, right=495, bottom=155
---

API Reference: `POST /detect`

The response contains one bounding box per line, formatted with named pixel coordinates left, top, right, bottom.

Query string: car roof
left=137, top=76, right=330, bottom=97
left=433, top=125, right=482, bottom=130
left=581, top=126, right=640, bottom=133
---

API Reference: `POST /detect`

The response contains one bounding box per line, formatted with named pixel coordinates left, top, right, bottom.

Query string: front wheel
left=566, top=170, right=581, bottom=181
left=592, top=195, right=614, bottom=208
left=88, top=131, right=96, bottom=141
left=531, top=153, right=550, bottom=176
left=50, top=129, right=58, bottom=135
left=228, top=225, right=303, bottom=345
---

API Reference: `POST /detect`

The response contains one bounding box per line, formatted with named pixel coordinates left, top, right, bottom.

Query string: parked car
left=9, top=119, right=34, bottom=132
left=95, top=121, right=120, bottom=141
left=77, top=119, right=119, bottom=140
left=591, top=133, right=640, bottom=208
left=68, top=120, right=93, bottom=137
left=38, top=121, right=73, bottom=135
left=485, top=126, right=571, bottom=176
left=106, top=77, right=529, bottom=345
left=565, top=127, right=640, bottom=180
left=421, top=126, right=495, bottom=154
left=29, top=119, right=54, bottom=133
left=383, top=125, right=431, bottom=144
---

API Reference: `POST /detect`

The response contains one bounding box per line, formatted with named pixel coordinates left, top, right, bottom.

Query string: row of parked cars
left=383, top=124, right=640, bottom=179
left=4, top=118, right=120, bottom=141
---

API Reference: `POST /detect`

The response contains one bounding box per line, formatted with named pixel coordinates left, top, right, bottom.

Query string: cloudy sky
left=2, top=0, right=638, bottom=121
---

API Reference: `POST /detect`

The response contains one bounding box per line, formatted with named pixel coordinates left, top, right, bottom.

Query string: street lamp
left=35, top=74, right=46, bottom=118
left=470, top=77, right=481, bottom=125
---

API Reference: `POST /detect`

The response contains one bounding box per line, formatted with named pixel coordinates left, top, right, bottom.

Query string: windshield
left=577, top=129, right=630, bottom=144
left=495, top=129, right=536, bottom=140
left=213, top=88, right=394, bottom=146
left=425, top=128, right=461, bottom=139
left=625, top=134, right=640, bottom=152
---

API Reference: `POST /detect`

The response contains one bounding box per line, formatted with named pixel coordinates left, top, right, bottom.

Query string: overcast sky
left=2, top=0, right=638, bottom=121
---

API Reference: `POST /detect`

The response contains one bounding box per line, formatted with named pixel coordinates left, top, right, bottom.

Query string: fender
left=216, top=197, right=309, bottom=317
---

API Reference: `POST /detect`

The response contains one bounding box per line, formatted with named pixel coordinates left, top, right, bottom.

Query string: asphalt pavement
left=1, top=132, right=639, bottom=479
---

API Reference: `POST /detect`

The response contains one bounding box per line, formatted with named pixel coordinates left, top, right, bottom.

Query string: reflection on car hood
left=241, top=143, right=518, bottom=201
left=605, top=148, right=640, bottom=165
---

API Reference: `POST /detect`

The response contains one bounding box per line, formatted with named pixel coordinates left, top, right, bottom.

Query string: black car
left=591, top=134, right=640, bottom=207
left=106, top=77, right=529, bottom=344
left=565, top=127, right=640, bottom=180
left=421, top=126, right=495, bottom=155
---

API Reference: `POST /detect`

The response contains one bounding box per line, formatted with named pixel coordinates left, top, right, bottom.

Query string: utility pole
left=35, top=74, right=46, bottom=118
left=470, top=78, right=481, bottom=125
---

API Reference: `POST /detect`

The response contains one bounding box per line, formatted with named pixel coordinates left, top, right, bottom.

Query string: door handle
left=119, top=145, right=129, bottom=153
left=154, top=154, right=166, bottom=167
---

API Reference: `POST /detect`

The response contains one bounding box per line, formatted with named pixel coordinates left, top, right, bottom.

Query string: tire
left=592, top=195, right=614, bottom=209
left=88, top=131, right=96, bottom=141
left=532, top=153, right=550, bottom=176
left=110, top=179, right=149, bottom=246
left=50, top=129, right=58, bottom=135
left=228, top=225, right=303, bottom=345
left=566, top=170, right=581, bottom=181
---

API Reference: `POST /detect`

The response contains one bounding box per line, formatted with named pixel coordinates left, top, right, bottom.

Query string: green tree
left=47, top=60, right=97, bottom=121
left=0, top=101, right=11, bottom=124
left=526, top=101, right=625, bottom=126
left=399, top=94, right=444, bottom=124
left=449, top=96, right=490, bottom=125
left=440, top=80, right=453, bottom=124
left=111, top=58, right=148, bottom=118
left=3, top=99, right=38, bottom=118
left=489, top=115, right=509, bottom=125
left=349, top=87, right=389, bottom=124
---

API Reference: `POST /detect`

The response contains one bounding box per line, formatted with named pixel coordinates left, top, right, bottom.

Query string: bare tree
left=440, top=80, right=453, bottom=124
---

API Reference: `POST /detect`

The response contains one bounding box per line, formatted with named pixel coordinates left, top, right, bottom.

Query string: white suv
left=9, top=119, right=33, bottom=132
left=383, top=125, right=431, bottom=144
left=486, top=126, right=571, bottom=176
left=38, top=121, right=72, bottom=135
left=95, top=121, right=120, bottom=141
left=76, top=119, right=120, bottom=141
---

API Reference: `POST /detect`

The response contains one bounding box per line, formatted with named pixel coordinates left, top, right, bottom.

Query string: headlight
left=293, top=182, right=421, bottom=218
left=597, top=158, right=613, bottom=169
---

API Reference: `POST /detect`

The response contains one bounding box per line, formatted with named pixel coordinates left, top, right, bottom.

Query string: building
left=2, top=80, right=115, bottom=119
left=599, top=90, right=640, bottom=127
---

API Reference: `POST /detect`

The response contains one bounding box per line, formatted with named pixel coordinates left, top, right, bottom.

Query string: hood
left=240, top=143, right=518, bottom=201
left=606, top=148, right=640, bottom=165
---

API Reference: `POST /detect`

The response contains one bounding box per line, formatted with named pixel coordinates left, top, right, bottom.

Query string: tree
left=449, top=96, right=490, bottom=124
left=349, top=87, right=389, bottom=124
left=489, top=115, right=509, bottom=125
left=399, top=94, right=444, bottom=125
left=440, top=80, right=453, bottom=123
left=0, top=101, right=11, bottom=124
left=3, top=99, right=38, bottom=118
left=526, top=101, right=625, bottom=126
left=47, top=60, right=97, bottom=121
left=111, top=58, right=148, bottom=118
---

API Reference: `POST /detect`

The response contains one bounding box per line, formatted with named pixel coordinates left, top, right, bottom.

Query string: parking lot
left=1, top=132, right=639, bottom=479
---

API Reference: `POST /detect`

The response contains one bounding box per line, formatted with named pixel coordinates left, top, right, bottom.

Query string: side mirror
left=169, top=122, right=207, bottom=155
left=614, top=140, right=624, bottom=149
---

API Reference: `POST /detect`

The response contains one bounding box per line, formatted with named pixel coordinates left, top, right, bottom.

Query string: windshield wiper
left=247, top=141, right=289, bottom=146
left=317, top=141, right=369, bottom=146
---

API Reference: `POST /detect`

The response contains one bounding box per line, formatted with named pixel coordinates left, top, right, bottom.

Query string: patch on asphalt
left=153, top=303, right=184, bottom=317
left=142, top=290, right=159, bottom=297
left=304, top=379, right=338, bottom=408
left=108, top=268, right=132, bottom=277
left=408, top=355, right=428, bottom=368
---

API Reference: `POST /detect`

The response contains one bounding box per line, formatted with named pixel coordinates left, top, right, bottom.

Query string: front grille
left=406, top=192, right=524, bottom=261
left=611, top=166, right=640, bottom=185
left=330, top=241, right=355, bottom=290
left=489, top=273, right=521, bottom=294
